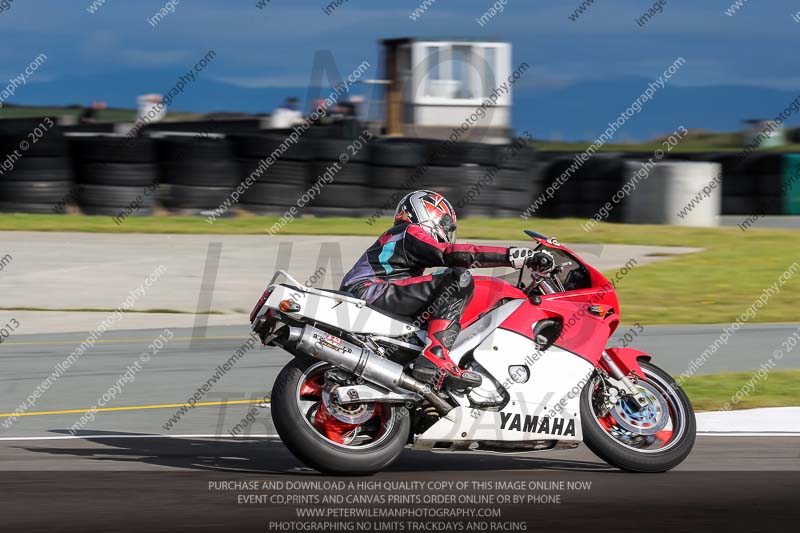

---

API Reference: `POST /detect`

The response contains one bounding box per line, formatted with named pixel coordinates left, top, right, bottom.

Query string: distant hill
left=6, top=70, right=800, bottom=141
left=8, top=69, right=298, bottom=116
left=514, top=77, right=800, bottom=142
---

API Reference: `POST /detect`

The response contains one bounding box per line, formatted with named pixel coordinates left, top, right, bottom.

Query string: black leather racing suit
left=340, top=222, right=512, bottom=378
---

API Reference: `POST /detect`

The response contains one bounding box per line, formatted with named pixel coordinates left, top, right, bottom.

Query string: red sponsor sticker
left=324, top=334, right=343, bottom=346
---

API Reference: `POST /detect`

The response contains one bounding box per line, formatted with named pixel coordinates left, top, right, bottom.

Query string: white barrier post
left=623, top=161, right=721, bottom=226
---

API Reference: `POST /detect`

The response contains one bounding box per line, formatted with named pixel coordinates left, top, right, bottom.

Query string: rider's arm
left=403, top=224, right=510, bottom=269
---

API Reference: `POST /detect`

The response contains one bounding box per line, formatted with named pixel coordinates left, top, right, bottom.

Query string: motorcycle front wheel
left=271, top=357, right=410, bottom=475
left=580, top=360, right=696, bottom=473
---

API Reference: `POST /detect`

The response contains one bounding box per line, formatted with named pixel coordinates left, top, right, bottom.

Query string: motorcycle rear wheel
left=580, top=360, right=696, bottom=473
left=271, top=357, right=410, bottom=475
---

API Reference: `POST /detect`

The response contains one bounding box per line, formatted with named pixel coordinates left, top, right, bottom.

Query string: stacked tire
left=69, top=136, right=157, bottom=216
left=580, top=157, right=627, bottom=220
left=423, top=141, right=497, bottom=218
left=534, top=157, right=572, bottom=218
left=0, top=123, right=72, bottom=214
left=308, top=136, right=371, bottom=217
left=718, top=153, right=783, bottom=215
left=156, top=137, right=238, bottom=213
left=544, top=156, right=628, bottom=220
left=492, top=143, right=540, bottom=218
left=230, top=134, right=312, bottom=215
left=369, top=139, right=427, bottom=216
left=368, top=138, right=540, bottom=219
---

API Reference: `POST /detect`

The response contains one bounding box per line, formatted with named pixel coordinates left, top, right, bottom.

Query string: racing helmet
left=394, top=190, right=457, bottom=244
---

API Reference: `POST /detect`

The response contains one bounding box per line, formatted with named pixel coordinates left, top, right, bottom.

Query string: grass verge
left=0, top=215, right=798, bottom=325
left=681, top=370, right=800, bottom=411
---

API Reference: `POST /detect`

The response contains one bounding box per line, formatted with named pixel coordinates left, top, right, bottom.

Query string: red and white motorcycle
left=251, top=230, right=695, bottom=475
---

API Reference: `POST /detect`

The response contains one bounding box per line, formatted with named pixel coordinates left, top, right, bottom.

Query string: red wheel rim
left=298, top=367, right=392, bottom=447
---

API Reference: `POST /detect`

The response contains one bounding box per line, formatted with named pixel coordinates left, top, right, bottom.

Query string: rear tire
left=580, top=360, right=696, bottom=473
left=271, top=357, right=409, bottom=475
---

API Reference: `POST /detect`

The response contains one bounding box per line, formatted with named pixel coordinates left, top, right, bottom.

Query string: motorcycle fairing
left=460, top=276, right=527, bottom=327
left=450, top=299, right=525, bottom=362
left=495, top=295, right=648, bottom=379
left=413, top=404, right=582, bottom=450
left=418, top=328, right=594, bottom=447
left=264, top=283, right=419, bottom=337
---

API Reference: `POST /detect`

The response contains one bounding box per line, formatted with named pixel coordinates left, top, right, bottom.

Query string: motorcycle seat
left=366, top=303, right=419, bottom=324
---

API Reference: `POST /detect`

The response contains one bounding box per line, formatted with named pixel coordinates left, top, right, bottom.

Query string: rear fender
left=603, top=347, right=651, bottom=380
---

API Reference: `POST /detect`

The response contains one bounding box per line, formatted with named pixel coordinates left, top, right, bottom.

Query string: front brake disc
left=610, top=380, right=669, bottom=435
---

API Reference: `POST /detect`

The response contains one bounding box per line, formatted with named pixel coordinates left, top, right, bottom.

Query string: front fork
left=600, top=350, right=649, bottom=411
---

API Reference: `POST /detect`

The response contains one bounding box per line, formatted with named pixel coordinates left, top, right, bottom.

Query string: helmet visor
left=446, top=225, right=457, bottom=244
left=439, top=214, right=457, bottom=244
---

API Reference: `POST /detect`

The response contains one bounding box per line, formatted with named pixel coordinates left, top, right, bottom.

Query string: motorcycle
left=250, top=230, right=696, bottom=475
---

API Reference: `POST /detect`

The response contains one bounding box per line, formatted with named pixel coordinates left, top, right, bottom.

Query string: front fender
left=603, top=347, right=651, bottom=379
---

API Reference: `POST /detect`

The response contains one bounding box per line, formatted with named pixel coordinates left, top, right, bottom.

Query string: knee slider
left=453, top=268, right=473, bottom=289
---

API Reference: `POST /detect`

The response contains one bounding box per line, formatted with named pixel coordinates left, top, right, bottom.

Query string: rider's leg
left=364, top=269, right=480, bottom=387
left=418, top=268, right=474, bottom=383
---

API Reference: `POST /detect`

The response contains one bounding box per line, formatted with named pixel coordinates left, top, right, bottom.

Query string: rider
left=340, top=190, right=534, bottom=389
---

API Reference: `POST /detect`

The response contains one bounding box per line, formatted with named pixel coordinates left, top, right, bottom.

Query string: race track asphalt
left=2, top=322, right=798, bottom=439
left=1, top=325, right=798, bottom=532
left=0, top=436, right=797, bottom=532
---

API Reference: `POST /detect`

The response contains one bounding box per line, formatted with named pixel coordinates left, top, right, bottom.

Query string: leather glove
left=529, top=250, right=556, bottom=275
left=508, top=247, right=535, bottom=269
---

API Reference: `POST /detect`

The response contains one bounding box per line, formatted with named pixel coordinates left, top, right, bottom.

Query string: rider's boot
left=413, top=318, right=482, bottom=389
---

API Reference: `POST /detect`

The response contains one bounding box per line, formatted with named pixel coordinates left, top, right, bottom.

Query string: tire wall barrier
left=4, top=116, right=800, bottom=220
left=665, top=152, right=793, bottom=216
left=368, top=139, right=540, bottom=219
left=550, top=156, right=629, bottom=221
left=717, top=153, right=782, bottom=215
left=307, top=136, right=370, bottom=217
left=69, top=136, right=157, bottom=217
left=623, top=161, right=722, bottom=226
left=143, top=119, right=264, bottom=134
left=0, top=122, right=72, bottom=214
left=368, top=140, right=426, bottom=219
left=536, top=152, right=796, bottom=220
left=230, top=133, right=313, bottom=215
left=156, top=136, right=238, bottom=212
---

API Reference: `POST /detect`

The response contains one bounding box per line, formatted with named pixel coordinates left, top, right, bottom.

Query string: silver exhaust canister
left=288, top=325, right=452, bottom=415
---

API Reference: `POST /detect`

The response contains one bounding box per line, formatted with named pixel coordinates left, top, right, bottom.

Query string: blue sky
left=1, top=0, right=799, bottom=139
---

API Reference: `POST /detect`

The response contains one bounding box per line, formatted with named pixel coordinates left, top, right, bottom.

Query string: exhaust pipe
left=288, top=325, right=452, bottom=415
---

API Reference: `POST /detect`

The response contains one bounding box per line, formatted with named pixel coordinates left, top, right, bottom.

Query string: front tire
left=580, top=360, right=696, bottom=473
left=271, top=357, right=410, bottom=475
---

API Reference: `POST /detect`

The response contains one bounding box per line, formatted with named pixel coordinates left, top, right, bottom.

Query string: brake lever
left=527, top=249, right=556, bottom=277
left=552, top=260, right=573, bottom=276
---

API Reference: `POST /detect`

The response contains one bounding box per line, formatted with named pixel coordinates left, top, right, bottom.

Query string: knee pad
left=449, top=267, right=473, bottom=290
left=431, top=269, right=473, bottom=321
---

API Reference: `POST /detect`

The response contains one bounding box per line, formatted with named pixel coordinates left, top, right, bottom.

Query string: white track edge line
left=0, top=432, right=798, bottom=442
left=0, top=434, right=280, bottom=441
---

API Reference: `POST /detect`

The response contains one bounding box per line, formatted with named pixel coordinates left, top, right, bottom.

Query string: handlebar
left=526, top=250, right=556, bottom=276
left=523, top=250, right=575, bottom=295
